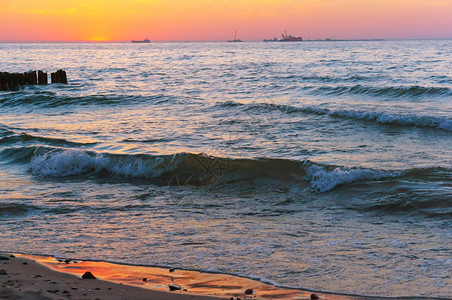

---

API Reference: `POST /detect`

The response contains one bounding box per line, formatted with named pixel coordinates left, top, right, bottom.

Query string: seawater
left=0, top=41, right=451, bottom=297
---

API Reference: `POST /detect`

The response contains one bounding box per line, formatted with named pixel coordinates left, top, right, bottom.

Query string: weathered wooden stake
left=51, top=69, right=67, bottom=84
left=0, top=70, right=67, bottom=91
left=32, top=71, right=37, bottom=85
left=0, top=73, right=7, bottom=91
left=24, top=71, right=37, bottom=85
left=60, top=70, right=67, bottom=84
left=38, top=70, right=48, bottom=85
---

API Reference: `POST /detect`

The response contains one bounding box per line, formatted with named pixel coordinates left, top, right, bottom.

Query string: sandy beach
left=0, top=253, right=224, bottom=300
left=0, top=252, right=376, bottom=300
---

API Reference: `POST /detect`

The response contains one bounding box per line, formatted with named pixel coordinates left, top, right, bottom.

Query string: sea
left=0, top=41, right=451, bottom=298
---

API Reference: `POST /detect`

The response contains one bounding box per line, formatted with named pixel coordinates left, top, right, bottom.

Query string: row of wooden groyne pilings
left=0, top=70, right=68, bottom=91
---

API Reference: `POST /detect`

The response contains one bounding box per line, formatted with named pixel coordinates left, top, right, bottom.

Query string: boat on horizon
left=131, top=38, right=150, bottom=43
left=279, top=30, right=303, bottom=42
left=264, top=31, right=303, bottom=42
left=227, top=30, right=243, bottom=42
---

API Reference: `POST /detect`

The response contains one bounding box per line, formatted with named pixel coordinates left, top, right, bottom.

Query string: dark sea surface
left=0, top=41, right=451, bottom=297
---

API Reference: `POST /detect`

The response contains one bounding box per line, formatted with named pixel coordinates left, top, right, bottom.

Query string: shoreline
left=1, top=252, right=443, bottom=300
left=0, top=252, right=358, bottom=300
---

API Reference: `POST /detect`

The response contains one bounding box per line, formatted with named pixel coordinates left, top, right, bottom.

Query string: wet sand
left=0, top=253, right=222, bottom=300
left=0, top=252, right=421, bottom=300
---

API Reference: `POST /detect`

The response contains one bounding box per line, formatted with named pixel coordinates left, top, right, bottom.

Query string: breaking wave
left=2, top=146, right=448, bottom=193
left=302, top=161, right=400, bottom=192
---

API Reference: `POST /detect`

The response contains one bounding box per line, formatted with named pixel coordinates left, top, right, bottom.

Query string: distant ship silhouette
left=132, top=38, right=150, bottom=43
left=264, top=30, right=303, bottom=42
left=227, top=30, right=243, bottom=42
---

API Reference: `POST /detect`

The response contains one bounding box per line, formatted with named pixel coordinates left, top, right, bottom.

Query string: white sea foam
left=304, top=162, right=399, bottom=192
left=30, top=149, right=175, bottom=178
left=330, top=109, right=452, bottom=131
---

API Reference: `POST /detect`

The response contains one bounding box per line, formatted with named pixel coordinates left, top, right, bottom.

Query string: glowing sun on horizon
left=90, top=36, right=108, bottom=42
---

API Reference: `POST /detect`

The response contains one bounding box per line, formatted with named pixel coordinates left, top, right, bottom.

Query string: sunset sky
left=0, top=0, right=451, bottom=42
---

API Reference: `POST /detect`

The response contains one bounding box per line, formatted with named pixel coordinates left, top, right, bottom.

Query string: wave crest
left=27, top=148, right=406, bottom=192
left=30, top=149, right=176, bottom=178
left=238, top=102, right=452, bottom=131
left=303, top=162, right=399, bottom=192
left=0, top=146, right=442, bottom=193
left=314, top=85, right=452, bottom=98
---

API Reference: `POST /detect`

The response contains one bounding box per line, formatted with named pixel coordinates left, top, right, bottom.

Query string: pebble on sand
left=168, top=283, right=182, bottom=291
left=81, top=271, right=97, bottom=279
left=244, top=288, right=253, bottom=295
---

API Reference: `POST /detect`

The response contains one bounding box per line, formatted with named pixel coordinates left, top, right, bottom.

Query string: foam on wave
left=27, top=148, right=408, bottom=192
left=30, top=149, right=177, bottom=178
left=303, top=162, right=400, bottom=192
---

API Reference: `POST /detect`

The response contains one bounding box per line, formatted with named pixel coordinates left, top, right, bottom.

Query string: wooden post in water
left=24, top=71, right=37, bottom=85
left=51, top=69, right=67, bottom=84
left=7, top=73, right=19, bottom=90
left=17, top=73, right=25, bottom=85
left=38, top=70, right=48, bottom=85
left=31, top=70, right=37, bottom=85
left=0, top=70, right=67, bottom=91
left=60, top=70, right=67, bottom=84
left=0, top=73, right=7, bottom=91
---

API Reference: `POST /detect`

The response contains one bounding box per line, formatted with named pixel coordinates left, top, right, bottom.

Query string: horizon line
left=1, top=38, right=451, bottom=43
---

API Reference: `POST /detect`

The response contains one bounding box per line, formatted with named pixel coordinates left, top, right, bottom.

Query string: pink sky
left=0, top=0, right=451, bottom=41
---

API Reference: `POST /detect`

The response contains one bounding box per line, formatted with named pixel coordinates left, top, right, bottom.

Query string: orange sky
left=0, top=0, right=451, bottom=42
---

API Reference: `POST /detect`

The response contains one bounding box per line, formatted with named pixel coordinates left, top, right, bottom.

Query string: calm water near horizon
left=0, top=41, right=451, bottom=297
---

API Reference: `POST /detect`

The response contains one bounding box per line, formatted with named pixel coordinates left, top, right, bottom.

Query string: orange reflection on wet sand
left=22, top=254, right=360, bottom=299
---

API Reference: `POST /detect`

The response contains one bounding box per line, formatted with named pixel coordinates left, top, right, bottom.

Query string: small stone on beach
left=0, top=269, right=7, bottom=275
left=245, top=288, right=253, bottom=295
left=168, top=283, right=182, bottom=291
left=169, top=267, right=175, bottom=272
left=143, top=277, right=147, bottom=282
left=0, top=256, right=10, bottom=260
left=81, top=271, right=96, bottom=279
left=311, top=293, right=320, bottom=300
left=22, top=262, right=28, bottom=265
